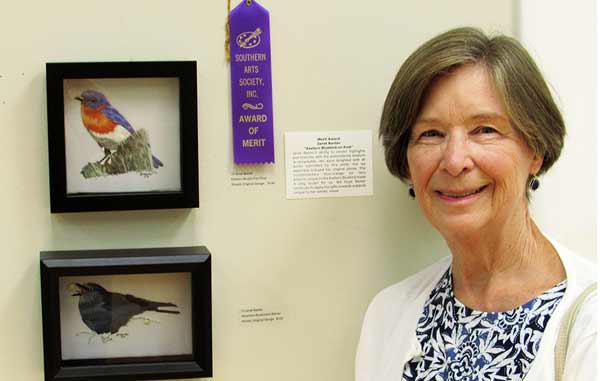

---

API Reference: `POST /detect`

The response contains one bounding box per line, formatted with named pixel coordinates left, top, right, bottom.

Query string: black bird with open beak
left=69, top=282, right=179, bottom=335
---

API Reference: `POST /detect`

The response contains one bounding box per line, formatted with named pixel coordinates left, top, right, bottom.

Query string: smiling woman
left=408, top=64, right=542, bottom=244
left=356, top=27, right=596, bottom=381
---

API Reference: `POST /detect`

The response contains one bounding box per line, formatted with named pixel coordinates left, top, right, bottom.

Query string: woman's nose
left=439, top=133, right=474, bottom=176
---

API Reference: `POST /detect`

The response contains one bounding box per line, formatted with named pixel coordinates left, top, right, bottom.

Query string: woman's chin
left=430, top=213, right=490, bottom=239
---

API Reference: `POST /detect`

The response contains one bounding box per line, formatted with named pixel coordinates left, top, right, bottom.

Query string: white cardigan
left=356, top=241, right=597, bottom=381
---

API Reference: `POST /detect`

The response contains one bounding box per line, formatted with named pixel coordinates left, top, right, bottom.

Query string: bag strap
left=554, top=282, right=597, bottom=381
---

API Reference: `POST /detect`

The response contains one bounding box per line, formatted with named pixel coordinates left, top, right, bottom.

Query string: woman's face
left=407, top=63, right=542, bottom=238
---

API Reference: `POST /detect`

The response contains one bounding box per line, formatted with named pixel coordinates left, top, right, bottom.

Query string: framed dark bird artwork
left=67, top=280, right=182, bottom=345
left=59, top=273, right=193, bottom=360
left=40, top=246, right=211, bottom=381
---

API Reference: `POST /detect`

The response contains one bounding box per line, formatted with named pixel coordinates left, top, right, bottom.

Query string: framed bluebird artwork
left=40, top=246, right=212, bottom=381
left=46, top=61, right=199, bottom=213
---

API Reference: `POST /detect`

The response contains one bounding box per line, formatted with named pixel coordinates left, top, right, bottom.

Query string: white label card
left=285, top=130, right=373, bottom=199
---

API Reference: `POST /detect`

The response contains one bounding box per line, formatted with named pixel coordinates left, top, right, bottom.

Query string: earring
left=409, top=185, right=416, bottom=199
left=529, top=175, right=540, bottom=191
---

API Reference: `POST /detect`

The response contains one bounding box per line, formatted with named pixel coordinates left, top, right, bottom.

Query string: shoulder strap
left=554, top=282, right=597, bottom=381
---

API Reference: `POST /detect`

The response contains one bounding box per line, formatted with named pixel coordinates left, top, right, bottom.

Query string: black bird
left=70, top=282, right=180, bottom=335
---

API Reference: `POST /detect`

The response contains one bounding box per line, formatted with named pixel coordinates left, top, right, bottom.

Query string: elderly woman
left=356, top=27, right=596, bottom=381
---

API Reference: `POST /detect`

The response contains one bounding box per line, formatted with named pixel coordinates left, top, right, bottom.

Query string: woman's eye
left=475, top=126, right=497, bottom=134
left=420, top=130, right=443, bottom=138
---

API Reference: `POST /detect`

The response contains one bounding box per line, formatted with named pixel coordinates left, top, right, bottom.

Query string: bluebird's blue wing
left=101, top=106, right=136, bottom=135
left=102, top=104, right=164, bottom=168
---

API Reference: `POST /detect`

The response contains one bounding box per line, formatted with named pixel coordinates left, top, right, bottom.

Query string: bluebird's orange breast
left=81, top=105, right=117, bottom=134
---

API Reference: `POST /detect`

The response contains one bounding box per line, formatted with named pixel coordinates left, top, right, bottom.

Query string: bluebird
left=70, top=282, right=179, bottom=336
left=75, top=90, right=163, bottom=168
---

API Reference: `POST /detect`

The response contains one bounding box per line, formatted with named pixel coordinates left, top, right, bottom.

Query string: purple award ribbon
left=229, top=0, right=275, bottom=164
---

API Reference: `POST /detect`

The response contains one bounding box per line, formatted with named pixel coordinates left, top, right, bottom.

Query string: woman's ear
left=530, top=154, right=543, bottom=175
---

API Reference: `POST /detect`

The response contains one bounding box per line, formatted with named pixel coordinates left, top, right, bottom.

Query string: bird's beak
left=75, top=96, right=83, bottom=102
left=68, top=282, right=86, bottom=296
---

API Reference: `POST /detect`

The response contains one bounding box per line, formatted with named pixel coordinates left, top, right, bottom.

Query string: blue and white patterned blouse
left=403, top=268, right=567, bottom=381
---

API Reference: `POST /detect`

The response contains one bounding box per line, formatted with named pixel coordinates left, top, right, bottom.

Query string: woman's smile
left=435, top=184, right=489, bottom=203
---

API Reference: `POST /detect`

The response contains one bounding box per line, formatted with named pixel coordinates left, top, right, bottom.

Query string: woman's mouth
left=436, top=184, right=488, bottom=199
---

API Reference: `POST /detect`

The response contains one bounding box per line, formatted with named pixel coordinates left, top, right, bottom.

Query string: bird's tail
left=152, top=155, right=164, bottom=168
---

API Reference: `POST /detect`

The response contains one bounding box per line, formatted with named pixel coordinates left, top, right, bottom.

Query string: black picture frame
left=46, top=61, right=199, bottom=213
left=40, top=246, right=212, bottom=381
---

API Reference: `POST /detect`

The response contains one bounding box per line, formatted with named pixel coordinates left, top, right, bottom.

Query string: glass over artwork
left=63, top=77, right=182, bottom=195
left=59, top=272, right=192, bottom=360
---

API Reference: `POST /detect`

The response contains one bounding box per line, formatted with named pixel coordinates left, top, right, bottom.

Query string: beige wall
left=3, top=1, right=592, bottom=381
left=520, top=0, right=597, bottom=258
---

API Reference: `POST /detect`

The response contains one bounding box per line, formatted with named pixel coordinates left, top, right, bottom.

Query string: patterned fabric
left=403, top=268, right=566, bottom=381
